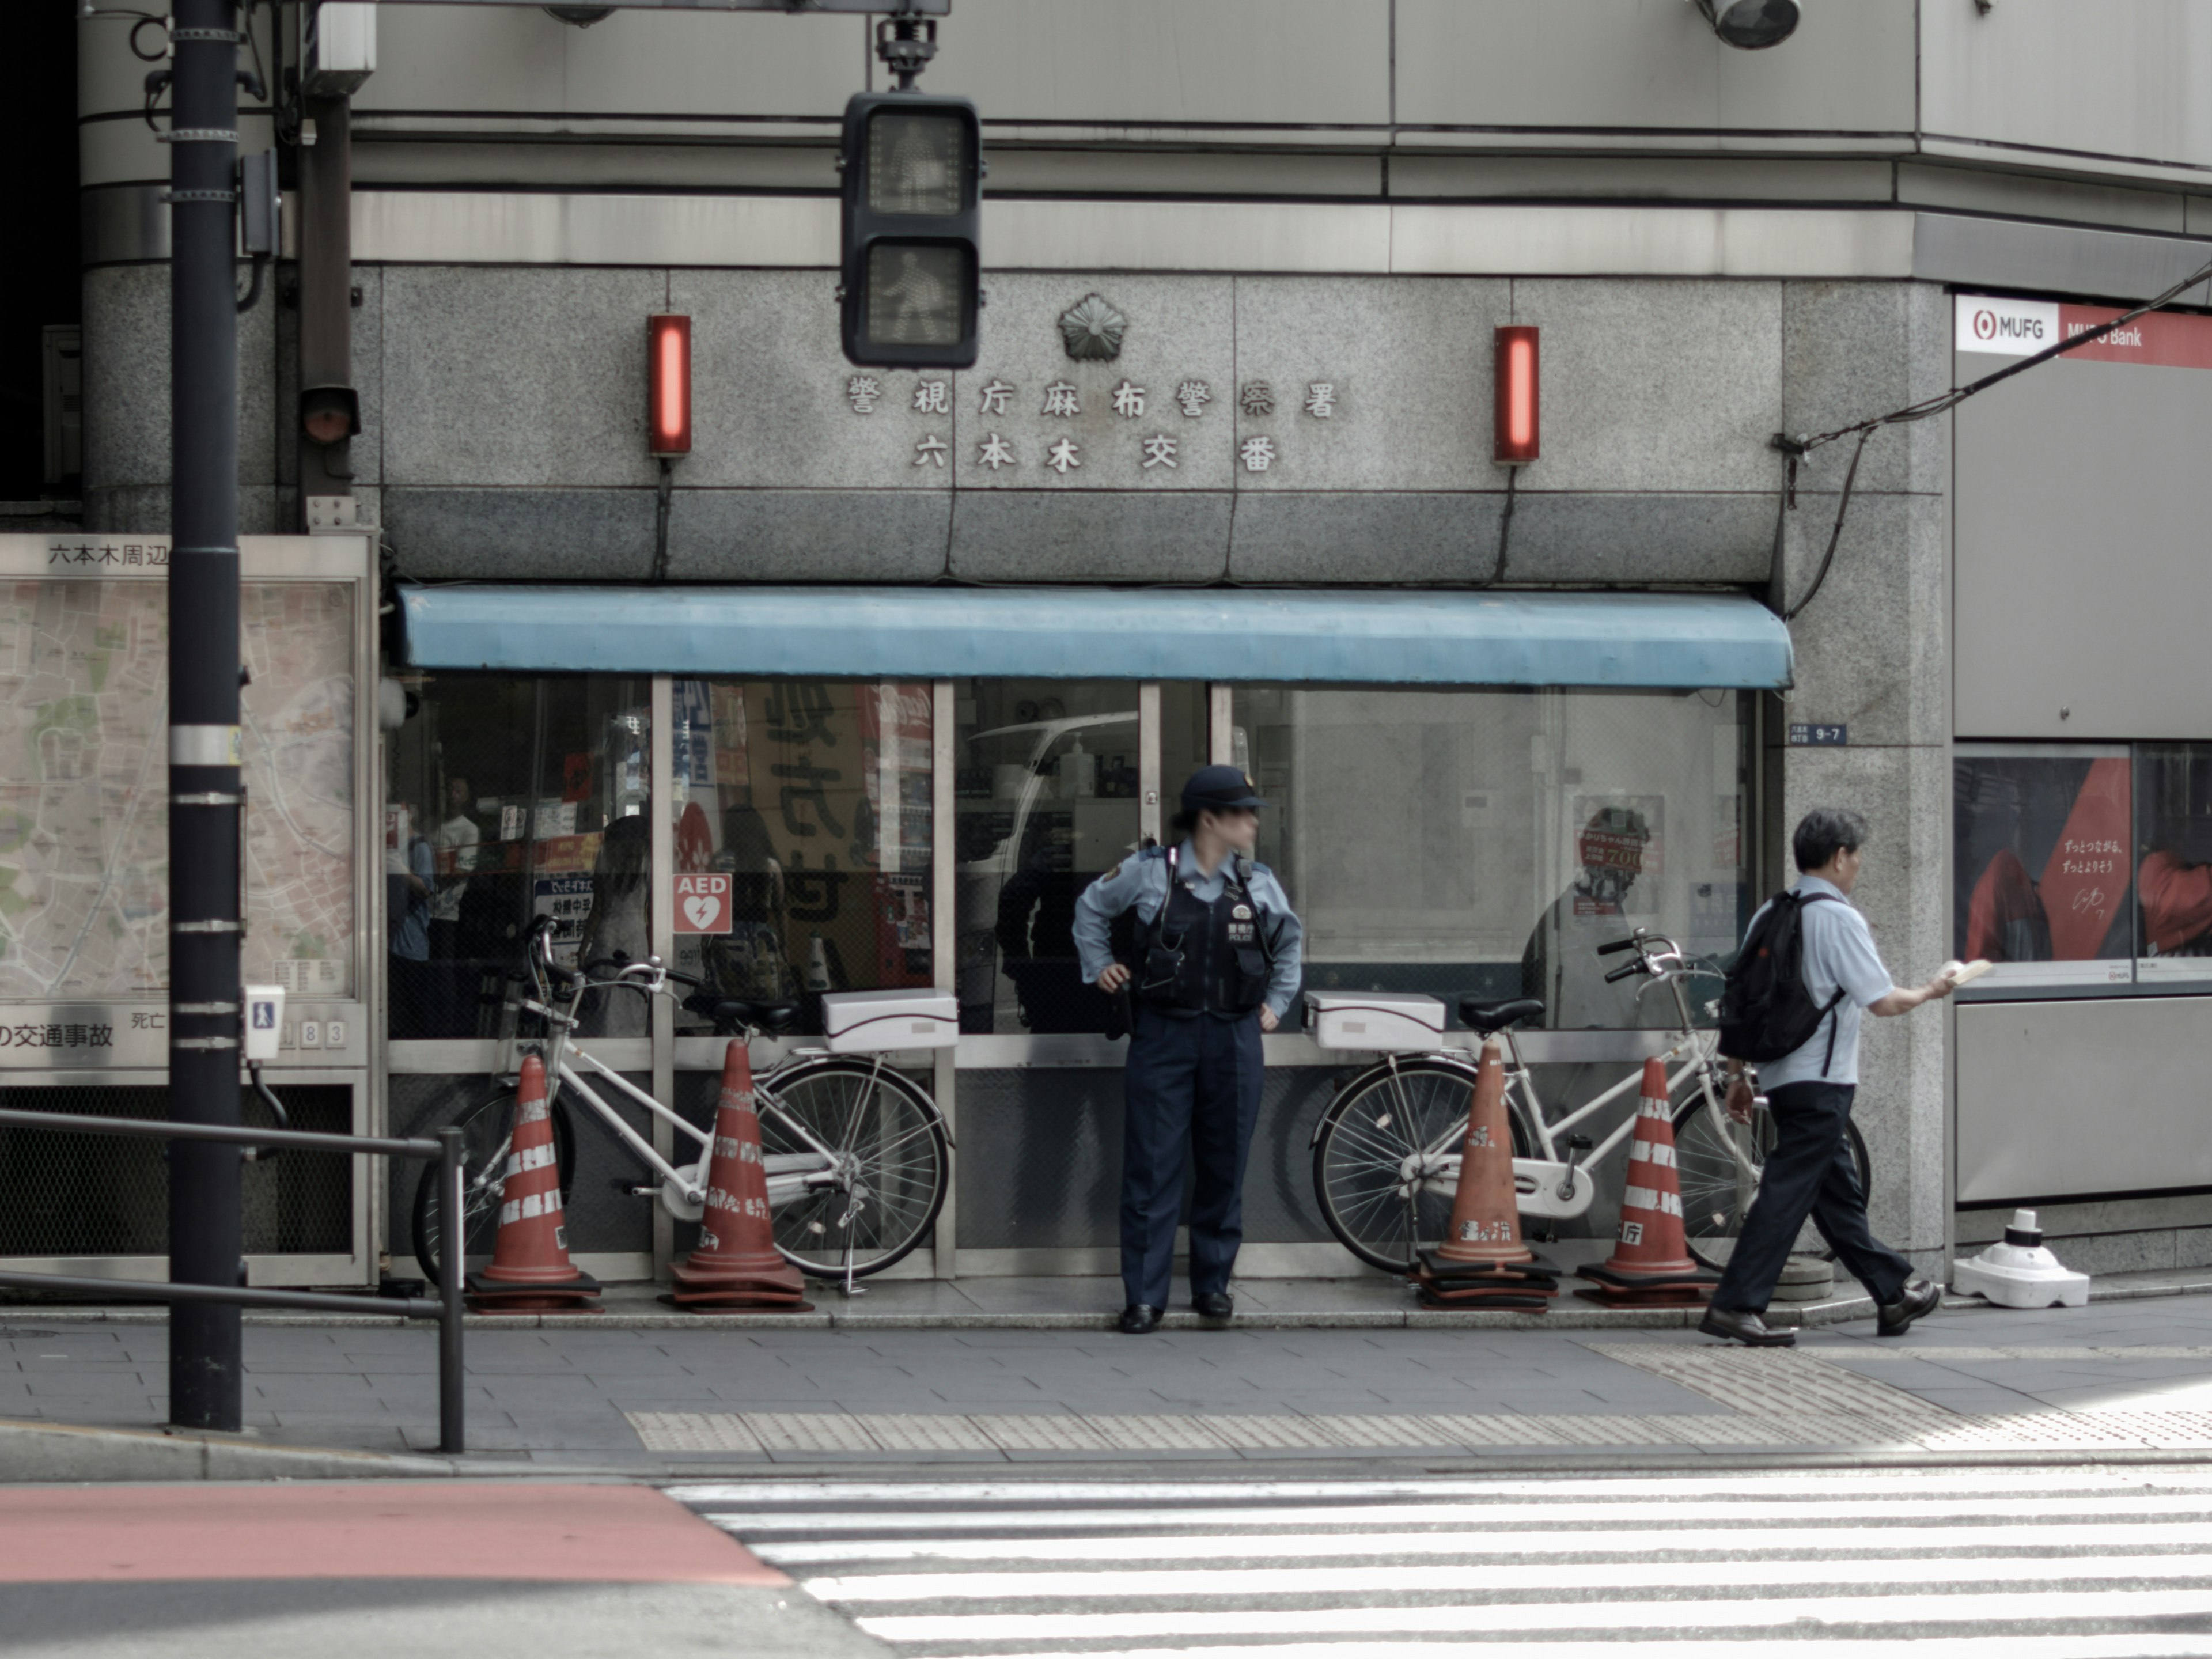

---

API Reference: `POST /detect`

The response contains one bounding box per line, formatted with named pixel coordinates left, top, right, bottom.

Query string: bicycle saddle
left=691, top=995, right=801, bottom=1035
left=1459, top=995, right=1545, bottom=1034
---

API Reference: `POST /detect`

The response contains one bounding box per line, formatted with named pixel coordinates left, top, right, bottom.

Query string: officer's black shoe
left=1118, top=1303, right=1164, bottom=1335
left=1192, top=1291, right=1234, bottom=1321
left=1698, top=1306, right=1795, bottom=1347
left=1877, top=1276, right=1942, bottom=1338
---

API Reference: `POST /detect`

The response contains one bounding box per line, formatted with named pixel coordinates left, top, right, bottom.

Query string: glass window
left=1953, top=745, right=2134, bottom=990
left=384, top=673, right=653, bottom=1040
left=2136, top=743, right=2212, bottom=985
left=1232, top=686, right=1753, bottom=1030
left=669, top=680, right=933, bottom=1037
left=956, top=680, right=1142, bottom=1035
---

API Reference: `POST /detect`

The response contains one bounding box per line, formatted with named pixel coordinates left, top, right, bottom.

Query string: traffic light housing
left=839, top=92, right=982, bottom=369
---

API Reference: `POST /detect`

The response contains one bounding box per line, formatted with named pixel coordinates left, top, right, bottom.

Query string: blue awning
left=399, top=585, right=1791, bottom=690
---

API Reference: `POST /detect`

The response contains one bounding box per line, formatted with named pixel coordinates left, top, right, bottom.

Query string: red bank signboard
left=1957, top=293, right=2212, bottom=372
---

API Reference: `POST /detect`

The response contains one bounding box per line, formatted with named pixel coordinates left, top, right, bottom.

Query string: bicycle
left=1308, top=928, right=1870, bottom=1274
left=410, top=916, right=952, bottom=1291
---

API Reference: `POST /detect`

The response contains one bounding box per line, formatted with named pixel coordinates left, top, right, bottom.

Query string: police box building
left=28, top=0, right=2212, bottom=1298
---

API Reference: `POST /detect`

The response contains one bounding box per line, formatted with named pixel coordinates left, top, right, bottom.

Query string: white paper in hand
left=1939, top=959, right=1994, bottom=987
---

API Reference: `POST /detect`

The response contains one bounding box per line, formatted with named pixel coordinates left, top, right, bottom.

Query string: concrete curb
left=1, top=1270, right=2191, bottom=1332
left=0, top=1292, right=1884, bottom=1332
left=0, top=1418, right=457, bottom=1483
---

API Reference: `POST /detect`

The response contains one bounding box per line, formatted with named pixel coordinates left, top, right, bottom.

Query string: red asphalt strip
left=0, top=1483, right=789, bottom=1584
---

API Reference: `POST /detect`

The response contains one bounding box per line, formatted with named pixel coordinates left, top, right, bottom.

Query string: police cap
left=1181, top=764, right=1267, bottom=813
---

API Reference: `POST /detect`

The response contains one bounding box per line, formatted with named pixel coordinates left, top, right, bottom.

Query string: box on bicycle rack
left=1305, top=991, right=1446, bottom=1052
left=821, top=987, right=960, bottom=1054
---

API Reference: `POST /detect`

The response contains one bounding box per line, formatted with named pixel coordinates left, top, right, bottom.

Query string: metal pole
left=166, top=0, right=245, bottom=1434
left=437, top=1127, right=467, bottom=1454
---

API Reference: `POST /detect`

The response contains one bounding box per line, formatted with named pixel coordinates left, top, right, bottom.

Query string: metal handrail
left=0, top=1106, right=467, bottom=1454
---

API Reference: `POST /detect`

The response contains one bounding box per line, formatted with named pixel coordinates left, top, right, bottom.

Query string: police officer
left=1073, top=766, right=1304, bottom=1334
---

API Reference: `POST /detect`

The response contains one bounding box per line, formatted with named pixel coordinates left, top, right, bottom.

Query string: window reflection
left=1234, top=686, right=1751, bottom=1030
left=1953, top=745, right=2133, bottom=990
left=384, top=675, right=652, bottom=1040
left=957, top=682, right=1143, bottom=1035
left=671, top=681, right=933, bottom=1036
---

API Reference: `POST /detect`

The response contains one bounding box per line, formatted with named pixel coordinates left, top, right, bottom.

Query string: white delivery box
left=1305, top=991, right=1446, bottom=1052
left=821, top=987, right=960, bottom=1054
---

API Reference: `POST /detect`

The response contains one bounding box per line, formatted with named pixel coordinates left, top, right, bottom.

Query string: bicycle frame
left=1358, top=938, right=1741, bottom=1217
left=511, top=936, right=877, bottom=1217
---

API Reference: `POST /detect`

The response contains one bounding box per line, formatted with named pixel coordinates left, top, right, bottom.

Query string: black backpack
left=1718, top=889, right=1847, bottom=1071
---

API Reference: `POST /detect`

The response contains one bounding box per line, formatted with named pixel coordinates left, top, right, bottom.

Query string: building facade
left=37, top=0, right=2212, bottom=1286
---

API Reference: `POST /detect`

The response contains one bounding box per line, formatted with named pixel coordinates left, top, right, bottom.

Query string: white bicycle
left=411, top=916, right=952, bottom=1287
left=1307, top=929, right=1870, bottom=1273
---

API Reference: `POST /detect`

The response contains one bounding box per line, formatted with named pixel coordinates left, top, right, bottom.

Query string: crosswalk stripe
left=805, top=1552, right=2212, bottom=1601
left=913, top=1643, right=2212, bottom=1659
left=699, top=1491, right=2212, bottom=1535
left=851, top=1586, right=2212, bottom=1640
left=685, top=1471, right=2212, bottom=1654
left=749, top=1520, right=2212, bottom=1566
left=669, top=1471, right=2212, bottom=1505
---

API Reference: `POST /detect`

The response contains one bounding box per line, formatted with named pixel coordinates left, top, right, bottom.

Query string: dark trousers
left=1120, top=1004, right=1264, bottom=1309
left=1712, top=1080, right=1913, bottom=1315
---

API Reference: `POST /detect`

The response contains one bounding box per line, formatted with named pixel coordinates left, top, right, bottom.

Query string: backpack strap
left=1797, top=889, right=1847, bottom=1077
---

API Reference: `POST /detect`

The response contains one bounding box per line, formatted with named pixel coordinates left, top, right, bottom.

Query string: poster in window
left=1953, top=747, right=2132, bottom=987
left=2134, top=743, right=2212, bottom=982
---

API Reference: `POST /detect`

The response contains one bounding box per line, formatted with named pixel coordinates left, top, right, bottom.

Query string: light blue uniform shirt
left=1072, top=841, right=1305, bottom=1020
left=1747, top=874, right=1896, bottom=1089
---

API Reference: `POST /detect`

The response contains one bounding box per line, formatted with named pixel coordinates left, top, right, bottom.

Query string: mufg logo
left=1973, top=308, right=2044, bottom=344
left=1957, top=296, right=2059, bottom=357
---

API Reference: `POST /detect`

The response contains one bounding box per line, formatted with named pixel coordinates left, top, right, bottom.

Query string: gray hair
left=1792, top=807, right=1868, bottom=873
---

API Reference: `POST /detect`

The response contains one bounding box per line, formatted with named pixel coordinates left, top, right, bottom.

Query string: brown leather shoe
left=1698, top=1305, right=1796, bottom=1347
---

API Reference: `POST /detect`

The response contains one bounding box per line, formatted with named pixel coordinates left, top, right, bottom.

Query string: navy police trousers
left=1119, top=1003, right=1264, bottom=1310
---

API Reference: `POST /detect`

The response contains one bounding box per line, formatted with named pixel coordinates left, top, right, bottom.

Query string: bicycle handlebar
left=1596, top=935, right=1639, bottom=956
left=1603, top=959, right=1646, bottom=984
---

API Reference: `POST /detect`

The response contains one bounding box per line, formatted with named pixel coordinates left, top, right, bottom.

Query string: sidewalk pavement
left=7, top=1275, right=2212, bottom=1475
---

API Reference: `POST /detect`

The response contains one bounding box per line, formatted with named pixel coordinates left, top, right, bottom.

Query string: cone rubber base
left=1415, top=1287, right=1556, bottom=1310
left=1578, top=1263, right=1719, bottom=1289
left=1418, top=1249, right=1562, bottom=1283
left=1573, top=1283, right=1714, bottom=1308
left=465, top=1266, right=603, bottom=1313
left=658, top=1290, right=817, bottom=1315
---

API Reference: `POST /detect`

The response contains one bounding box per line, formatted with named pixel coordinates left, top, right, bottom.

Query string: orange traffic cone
left=465, top=1054, right=602, bottom=1313
left=668, top=1039, right=812, bottom=1312
left=1576, top=1056, right=1722, bottom=1306
left=1414, top=1037, right=1559, bottom=1310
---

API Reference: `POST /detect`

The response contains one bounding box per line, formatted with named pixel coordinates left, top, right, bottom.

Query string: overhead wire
left=1774, top=251, right=2212, bottom=622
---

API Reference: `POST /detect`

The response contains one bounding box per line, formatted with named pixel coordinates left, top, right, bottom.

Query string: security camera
left=543, top=6, right=614, bottom=25
left=1693, top=0, right=1801, bottom=49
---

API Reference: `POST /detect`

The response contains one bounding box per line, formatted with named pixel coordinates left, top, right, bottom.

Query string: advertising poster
left=1954, top=747, right=2133, bottom=986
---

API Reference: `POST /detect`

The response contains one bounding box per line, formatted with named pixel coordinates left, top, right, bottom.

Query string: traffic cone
left=1413, top=1037, right=1559, bottom=1310
left=1576, top=1056, right=1722, bottom=1306
left=465, top=1054, right=602, bottom=1313
left=668, top=1039, right=812, bottom=1312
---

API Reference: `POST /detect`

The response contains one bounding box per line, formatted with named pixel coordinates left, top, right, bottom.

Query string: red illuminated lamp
left=1494, top=325, right=1540, bottom=464
left=648, top=314, right=692, bottom=457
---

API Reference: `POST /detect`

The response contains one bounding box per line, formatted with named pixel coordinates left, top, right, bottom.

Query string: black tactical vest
left=1136, top=846, right=1274, bottom=1020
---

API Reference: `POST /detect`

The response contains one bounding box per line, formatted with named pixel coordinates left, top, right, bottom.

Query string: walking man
left=1074, top=767, right=1303, bottom=1334
left=1702, top=808, right=1956, bottom=1347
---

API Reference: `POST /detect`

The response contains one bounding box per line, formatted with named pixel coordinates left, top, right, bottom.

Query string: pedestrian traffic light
left=839, top=92, right=982, bottom=369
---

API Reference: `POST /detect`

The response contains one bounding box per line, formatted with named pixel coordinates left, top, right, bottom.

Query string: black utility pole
left=166, top=0, right=245, bottom=1432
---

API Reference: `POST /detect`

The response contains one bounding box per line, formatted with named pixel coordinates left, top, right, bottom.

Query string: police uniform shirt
left=1072, top=841, right=1305, bottom=1019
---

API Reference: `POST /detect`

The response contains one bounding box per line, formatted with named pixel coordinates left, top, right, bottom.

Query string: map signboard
left=0, top=536, right=372, bottom=1069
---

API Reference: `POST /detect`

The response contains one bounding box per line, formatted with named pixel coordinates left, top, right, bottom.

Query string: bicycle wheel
left=756, top=1058, right=949, bottom=1279
left=1312, top=1056, right=1534, bottom=1274
left=410, top=1086, right=578, bottom=1284
left=1671, top=1092, right=1870, bottom=1273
